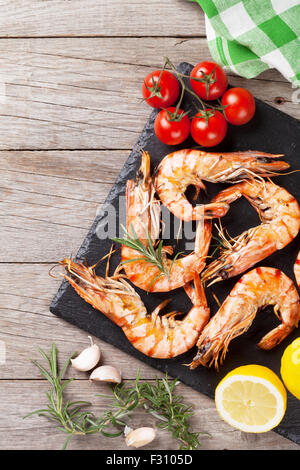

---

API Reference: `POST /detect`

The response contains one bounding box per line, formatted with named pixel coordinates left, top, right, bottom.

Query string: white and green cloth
left=191, top=0, right=300, bottom=86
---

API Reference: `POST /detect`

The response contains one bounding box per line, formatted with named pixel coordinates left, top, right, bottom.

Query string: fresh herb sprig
left=24, top=344, right=99, bottom=450
left=25, top=345, right=209, bottom=450
left=113, top=224, right=169, bottom=275
left=112, top=224, right=183, bottom=290
left=105, top=370, right=210, bottom=450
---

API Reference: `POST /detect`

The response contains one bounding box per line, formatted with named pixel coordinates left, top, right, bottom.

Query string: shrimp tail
left=193, top=273, right=208, bottom=308
left=258, top=324, right=295, bottom=350
left=201, top=202, right=230, bottom=220
left=184, top=273, right=208, bottom=307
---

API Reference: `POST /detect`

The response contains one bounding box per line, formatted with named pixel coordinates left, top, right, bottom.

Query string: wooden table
left=0, top=0, right=299, bottom=450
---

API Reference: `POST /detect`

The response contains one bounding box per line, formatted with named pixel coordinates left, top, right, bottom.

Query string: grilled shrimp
left=155, top=149, right=289, bottom=221
left=124, top=150, right=160, bottom=245
left=60, top=259, right=210, bottom=359
left=202, top=180, right=300, bottom=284
left=294, top=250, right=300, bottom=289
left=120, top=150, right=212, bottom=292
left=191, top=267, right=300, bottom=370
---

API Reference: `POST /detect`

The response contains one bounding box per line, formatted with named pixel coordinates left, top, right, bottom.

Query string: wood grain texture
left=0, top=380, right=298, bottom=450
left=0, top=0, right=205, bottom=37
left=0, top=150, right=128, bottom=261
left=0, top=38, right=297, bottom=150
left=0, top=0, right=299, bottom=451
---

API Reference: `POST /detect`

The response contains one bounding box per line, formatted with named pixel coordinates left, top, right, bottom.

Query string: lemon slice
left=281, top=337, right=300, bottom=400
left=215, top=365, right=287, bottom=433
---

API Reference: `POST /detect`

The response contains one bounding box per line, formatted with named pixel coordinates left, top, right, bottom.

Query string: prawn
left=191, top=267, right=300, bottom=370
left=294, top=250, right=300, bottom=289
left=202, top=179, right=300, bottom=284
left=118, top=150, right=212, bottom=292
left=60, top=258, right=210, bottom=359
left=154, top=149, right=289, bottom=221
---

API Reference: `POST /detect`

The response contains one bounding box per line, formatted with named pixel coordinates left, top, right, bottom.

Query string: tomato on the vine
left=142, top=70, right=180, bottom=108
left=154, top=107, right=190, bottom=145
left=191, top=109, right=227, bottom=147
left=222, top=87, right=255, bottom=125
left=190, top=61, right=228, bottom=101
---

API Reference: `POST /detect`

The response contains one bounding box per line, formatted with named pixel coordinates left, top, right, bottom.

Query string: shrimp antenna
left=211, top=290, right=221, bottom=308
left=274, top=168, right=300, bottom=176
left=136, top=144, right=145, bottom=155
left=176, top=218, right=183, bottom=243
left=214, top=220, right=234, bottom=251
left=49, top=251, right=74, bottom=279
left=60, top=259, right=137, bottom=296
left=48, top=263, right=60, bottom=279
left=89, top=245, right=118, bottom=272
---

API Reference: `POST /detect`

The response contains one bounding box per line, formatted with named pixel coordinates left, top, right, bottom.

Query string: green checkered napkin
left=190, top=0, right=300, bottom=86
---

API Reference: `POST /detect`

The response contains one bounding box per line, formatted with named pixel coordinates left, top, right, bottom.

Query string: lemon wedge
left=281, top=337, right=300, bottom=400
left=215, top=365, right=287, bottom=433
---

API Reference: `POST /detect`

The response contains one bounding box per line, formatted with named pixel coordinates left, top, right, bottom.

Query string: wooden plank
left=0, top=0, right=205, bottom=38
left=0, top=36, right=288, bottom=81
left=0, top=309, right=164, bottom=381
left=0, top=259, right=168, bottom=380
left=0, top=380, right=298, bottom=450
left=0, top=261, right=170, bottom=380
left=0, top=149, right=129, bottom=182
left=0, top=38, right=297, bottom=150
left=0, top=263, right=179, bottom=381
left=0, top=150, right=129, bottom=262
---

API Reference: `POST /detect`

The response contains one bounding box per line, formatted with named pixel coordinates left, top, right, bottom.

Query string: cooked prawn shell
left=202, top=179, right=300, bottom=284
left=60, top=258, right=210, bottom=359
left=120, top=150, right=212, bottom=292
left=154, top=149, right=289, bottom=221
left=191, top=267, right=300, bottom=370
left=294, top=249, right=300, bottom=290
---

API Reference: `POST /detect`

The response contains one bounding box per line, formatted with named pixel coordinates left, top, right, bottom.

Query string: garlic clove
left=124, top=425, right=132, bottom=437
left=89, top=365, right=122, bottom=384
left=125, top=427, right=156, bottom=448
left=71, top=336, right=101, bottom=372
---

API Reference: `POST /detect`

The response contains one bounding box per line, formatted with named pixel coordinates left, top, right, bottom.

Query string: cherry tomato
left=190, top=61, right=228, bottom=101
left=142, top=70, right=180, bottom=108
left=191, top=110, right=227, bottom=147
left=154, top=107, right=190, bottom=145
left=222, top=87, right=255, bottom=125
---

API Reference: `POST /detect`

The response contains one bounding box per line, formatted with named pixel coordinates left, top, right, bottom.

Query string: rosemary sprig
left=112, top=224, right=182, bottom=280
left=25, top=345, right=209, bottom=450
left=109, top=370, right=210, bottom=450
left=24, top=344, right=101, bottom=449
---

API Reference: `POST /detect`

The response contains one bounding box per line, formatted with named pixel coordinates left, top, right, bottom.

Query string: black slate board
left=50, top=63, right=300, bottom=445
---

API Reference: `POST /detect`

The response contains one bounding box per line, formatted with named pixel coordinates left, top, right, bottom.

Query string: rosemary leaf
left=112, top=223, right=183, bottom=280
left=26, top=345, right=209, bottom=450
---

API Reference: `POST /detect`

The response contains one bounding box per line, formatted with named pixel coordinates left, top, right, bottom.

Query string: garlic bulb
left=71, top=336, right=101, bottom=372
left=125, top=427, right=156, bottom=448
left=89, top=365, right=122, bottom=384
